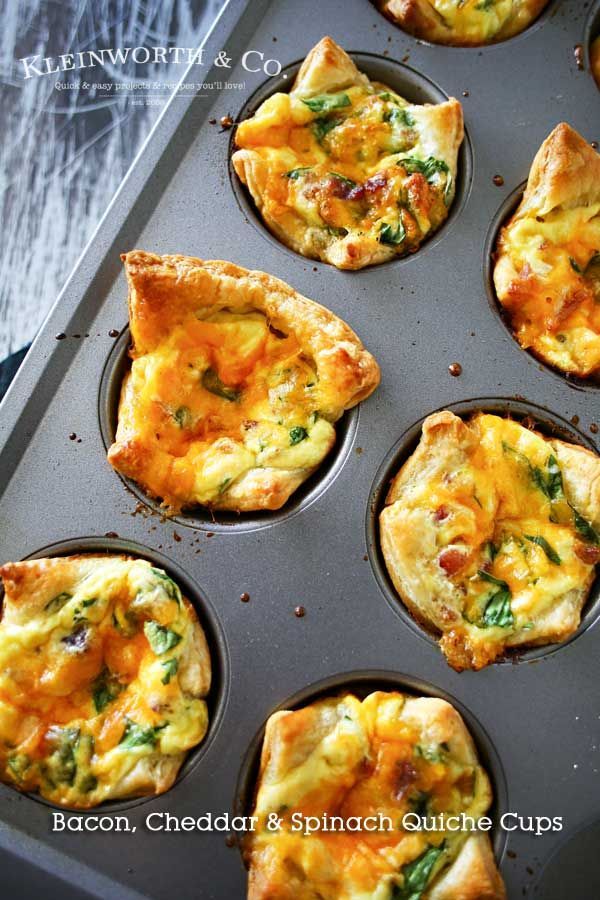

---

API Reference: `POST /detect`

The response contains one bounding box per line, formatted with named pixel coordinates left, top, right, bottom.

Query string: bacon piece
left=438, top=548, right=467, bottom=576
left=574, top=542, right=600, bottom=565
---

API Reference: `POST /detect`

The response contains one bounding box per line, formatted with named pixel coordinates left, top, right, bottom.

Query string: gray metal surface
left=0, top=0, right=599, bottom=897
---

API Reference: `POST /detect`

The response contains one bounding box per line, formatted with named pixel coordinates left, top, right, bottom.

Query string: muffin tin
left=0, top=0, right=598, bottom=897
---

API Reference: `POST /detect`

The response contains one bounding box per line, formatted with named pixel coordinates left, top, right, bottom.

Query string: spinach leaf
left=284, top=166, right=312, bottom=180
left=173, top=405, right=192, bottom=428
left=392, top=843, right=445, bottom=900
left=92, top=669, right=122, bottom=713
left=501, top=444, right=564, bottom=502
left=384, top=107, right=415, bottom=127
left=161, top=658, right=179, bottom=685
left=415, top=743, right=448, bottom=763
left=524, top=535, right=562, bottom=565
left=79, top=773, right=98, bottom=793
left=569, top=257, right=583, bottom=274
left=44, top=591, right=72, bottom=613
left=201, top=367, right=241, bottom=402
left=312, top=116, right=343, bottom=143
left=484, top=540, right=498, bottom=562
left=289, top=426, right=308, bottom=445
left=150, top=567, right=182, bottom=605
left=45, top=727, right=80, bottom=785
left=329, top=171, right=357, bottom=189
left=573, top=511, right=600, bottom=545
left=144, top=620, right=182, bottom=655
left=398, top=156, right=449, bottom=180
left=409, top=791, right=430, bottom=817
left=379, top=219, right=406, bottom=246
left=545, top=455, right=564, bottom=501
left=475, top=0, right=495, bottom=8
left=119, top=718, right=165, bottom=750
left=478, top=571, right=514, bottom=628
left=302, top=92, right=351, bottom=113
left=7, top=753, right=30, bottom=781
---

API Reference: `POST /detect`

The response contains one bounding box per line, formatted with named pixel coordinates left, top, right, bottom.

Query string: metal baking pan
left=0, top=0, right=599, bottom=897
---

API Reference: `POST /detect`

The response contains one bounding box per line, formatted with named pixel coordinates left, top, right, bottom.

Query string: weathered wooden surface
left=0, top=0, right=221, bottom=360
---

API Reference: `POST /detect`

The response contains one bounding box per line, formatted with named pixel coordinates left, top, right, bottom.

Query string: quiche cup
left=107, top=251, right=380, bottom=513
left=246, top=690, right=506, bottom=899
left=375, top=0, right=549, bottom=47
left=380, top=411, right=600, bottom=671
left=493, top=123, right=600, bottom=380
left=232, top=37, right=463, bottom=270
left=0, top=554, right=211, bottom=808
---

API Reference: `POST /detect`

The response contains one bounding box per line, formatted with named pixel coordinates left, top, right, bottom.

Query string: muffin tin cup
left=483, top=185, right=600, bottom=391
left=5, top=536, right=230, bottom=814
left=366, top=396, right=600, bottom=665
left=234, top=669, right=509, bottom=862
left=370, top=0, right=560, bottom=50
left=230, top=52, right=474, bottom=268
left=98, top=329, right=360, bottom=533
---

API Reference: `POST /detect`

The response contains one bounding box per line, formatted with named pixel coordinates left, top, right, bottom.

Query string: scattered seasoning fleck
left=294, top=605, right=306, bottom=618
left=206, top=531, right=215, bottom=538
left=225, top=834, right=236, bottom=848
left=571, top=415, right=580, bottom=425
left=574, top=44, right=584, bottom=70
left=591, top=423, right=598, bottom=434
left=108, top=329, right=119, bottom=338
left=73, top=333, right=81, bottom=339
left=356, top=447, right=363, bottom=455
left=208, top=117, right=217, bottom=125
left=363, top=554, right=368, bottom=561
left=220, top=114, right=234, bottom=129
left=448, top=362, right=462, bottom=377
left=105, top=531, right=119, bottom=538
left=240, top=592, right=250, bottom=603
left=591, top=141, right=599, bottom=150
left=77, top=438, right=82, bottom=443
left=507, top=850, right=517, bottom=859
left=69, top=432, right=77, bottom=441
left=493, top=175, right=504, bottom=187
left=55, top=332, right=66, bottom=340
left=462, top=90, right=470, bottom=97
left=173, top=531, right=182, bottom=543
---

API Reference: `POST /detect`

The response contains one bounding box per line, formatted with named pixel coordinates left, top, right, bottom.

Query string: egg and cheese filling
left=0, top=557, right=209, bottom=808
left=249, top=692, right=494, bottom=899
left=378, top=0, right=547, bottom=45
left=382, top=414, right=599, bottom=670
left=235, top=83, right=454, bottom=261
left=119, top=309, right=335, bottom=509
left=496, top=208, right=600, bottom=377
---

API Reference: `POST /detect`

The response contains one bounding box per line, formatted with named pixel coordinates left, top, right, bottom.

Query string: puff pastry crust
left=107, top=251, right=380, bottom=512
left=246, top=690, right=506, bottom=899
left=380, top=411, right=600, bottom=671
left=0, top=554, right=211, bottom=807
left=493, top=123, right=600, bottom=379
left=232, top=37, right=463, bottom=269
left=376, top=0, right=549, bottom=46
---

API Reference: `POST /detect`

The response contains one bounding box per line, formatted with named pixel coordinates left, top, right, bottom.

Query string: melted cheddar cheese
left=376, top=0, right=548, bottom=47
left=108, top=252, right=380, bottom=513
left=494, top=124, right=600, bottom=379
left=247, top=691, right=505, bottom=899
left=116, top=310, right=334, bottom=509
left=233, top=38, right=463, bottom=270
left=0, top=555, right=211, bottom=807
left=380, top=412, right=600, bottom=670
